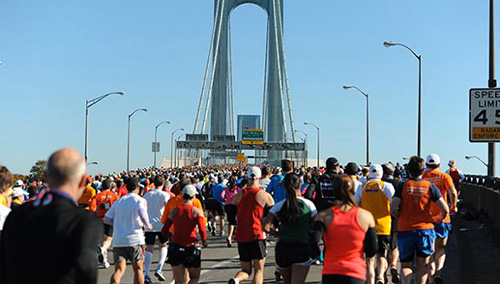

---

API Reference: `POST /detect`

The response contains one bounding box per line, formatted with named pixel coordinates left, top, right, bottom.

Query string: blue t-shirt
left=211, top=183, right=227, bottom=204
left=266, top=174, right=286, bottom=203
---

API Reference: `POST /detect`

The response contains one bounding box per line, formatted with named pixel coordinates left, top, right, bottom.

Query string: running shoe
left=376, top=277, right=384, bottom=284
left=211, top=230, right=216, bottom=236
left=145, top=275, right=153, bottom=284
left=228, top=278, right=239, bottom=284
left=155, top=270, right=166, bottom=281
left=390, top=266, right=400, bottom=283
left=226, top=238, right=232, bottom=247
left=275, top=271, right=283, bottom=281
left=220, top=230, right=226, bottom=236
left=434, top=270, right=443, bottom=284
left=103, top=261, right=110, bottom=269
left=97, top=247, right=104, bottom=264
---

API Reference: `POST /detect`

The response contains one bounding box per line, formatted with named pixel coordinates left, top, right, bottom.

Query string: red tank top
left=323, top=206, right=366, bottom=281
left=236, top=187, right=265, bottom=242
left=170, top=205, right=206, bottom=247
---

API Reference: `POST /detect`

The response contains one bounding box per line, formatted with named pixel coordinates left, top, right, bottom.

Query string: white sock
left=144, top=251, right=153, bottom=277
left=156, top=246, right=168, bottom=272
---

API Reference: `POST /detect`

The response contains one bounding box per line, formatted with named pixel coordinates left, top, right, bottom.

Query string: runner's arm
left=138, top=201, right=152, bottom=230
left=430, top=184, right=449, bottom=223
left=262, top=212, right=278, bottom=235
left=391, top=182, right=404, bottom=218
left=445, top=175, right=459, bottom=213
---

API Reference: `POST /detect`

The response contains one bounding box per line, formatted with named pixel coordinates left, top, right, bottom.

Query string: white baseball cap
left=14, top=180, right=24, bottom=187
left=368, top=164, right=383, bottom=179
left=248, top=166, right=262, bottom=179
left=426, top=154, right=441, bottom=166
left=182, top=184, right=197, bottom=197
left=12, top=187, right=28, bottom=197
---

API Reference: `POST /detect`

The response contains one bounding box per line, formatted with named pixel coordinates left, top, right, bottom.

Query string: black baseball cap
left=345, top=162, right=358, bottom=175
left=326, top=157, right=339, bottom=170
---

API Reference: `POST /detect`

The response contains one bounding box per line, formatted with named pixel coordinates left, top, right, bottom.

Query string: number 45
left=474, top=110, right=500, bottom=125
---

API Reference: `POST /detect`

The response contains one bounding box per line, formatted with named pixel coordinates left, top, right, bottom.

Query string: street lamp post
left=465, top=155, right=489, bottom=168
left=488, top=0, right=497, bottom=177
left=154, top=121, right=171, bottom=168
left=127, top=108, right=148, bottom=172
left=343, top=85, right=370, bottom=164
left=384, top=41, right=422, bottom=157
left=84, top=91, right=125, bottom=161
left=171, top=128, right=184, bottom=169
left=175, top=132, right=185, bottom=168
left=304, top=122, right=320, bottom=168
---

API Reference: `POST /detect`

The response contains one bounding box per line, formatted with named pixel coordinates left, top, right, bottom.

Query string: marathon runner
left=382, top=162, right=401, bottom=283
left=143, top=175, right=171, bottom=283
left=423, top=154, right=458, bottom=284
left=105, top=177, right=152, bottom=284
left=445, top=160, right=465, bottom=195
left=90, top=177, right=119, bottom=269
left=355, top=164, right=395, bottom=284
left=391, top=156, right=450, bottom=284
left=229, top=166, right=274, bottom=284
left=267, top=160, right=293, bottom=203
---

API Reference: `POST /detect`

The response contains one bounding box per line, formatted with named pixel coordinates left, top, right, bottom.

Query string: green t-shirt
left=270, top=197, right=318, bottom=244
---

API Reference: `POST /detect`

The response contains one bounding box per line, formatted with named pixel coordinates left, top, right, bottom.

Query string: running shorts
left=322, top=274, right=364, bottom=284
left=434, top=222, right=452, bottom=239
left=166, top=243, right=201, bottom=268
left=377, top=235, right=391, bottom=254
left=211, top=201, right=225, bottom=216
left=237, top=240, right=267, bottom=262
left=275, top=241, right=311, bottom=268
left=224, top=204, right=237, bottom=225
left=113, top=245, right=144, bottom=263
left=145, top=231, right=169, bottom=245
left=103, top=223, right=113, bottom=237
left=397, top=229, right=436, bottom=262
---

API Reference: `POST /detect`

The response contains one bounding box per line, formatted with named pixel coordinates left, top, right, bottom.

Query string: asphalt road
left=97, top=236, right=323, bottom=284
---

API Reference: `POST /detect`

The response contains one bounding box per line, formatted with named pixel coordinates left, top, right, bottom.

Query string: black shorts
left=322, top=274, right=364, bottom=284
left=145, top=232, right=169, bottom=245
left=378, top=235, right=391, bottom=254
left=238, top=240, right=267, bottom=262
left=390, top=230, right=398, bottom=250
left=103, top=223, right=113, bottom=237
left=211, top=201, right=225, bottom=216
left=166, top=243, right=201, bottom=268
left=275, top=241, right=311, bottom=268
left=224, top=204, right=237, bottom=225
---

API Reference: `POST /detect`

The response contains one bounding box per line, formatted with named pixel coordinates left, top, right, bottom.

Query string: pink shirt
left=224, top=186, right=241, bottom=205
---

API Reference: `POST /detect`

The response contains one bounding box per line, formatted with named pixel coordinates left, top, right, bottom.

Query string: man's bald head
left=46, top=148, right=86, bottom=189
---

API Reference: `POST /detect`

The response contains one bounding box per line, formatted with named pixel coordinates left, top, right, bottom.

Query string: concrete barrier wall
left=461, top=183, right=500, bottom=232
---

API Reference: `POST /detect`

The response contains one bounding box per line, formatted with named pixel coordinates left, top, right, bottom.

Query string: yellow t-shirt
left=358, top=180, right=394, bottom=235
left=78, top=185, right=96, bottom=210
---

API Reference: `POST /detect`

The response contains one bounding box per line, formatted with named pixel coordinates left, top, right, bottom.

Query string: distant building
left=237, top=115, right=261, bottom=142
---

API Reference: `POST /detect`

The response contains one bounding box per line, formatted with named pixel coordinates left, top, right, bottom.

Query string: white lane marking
left=200, top=255, right=240, bottom=276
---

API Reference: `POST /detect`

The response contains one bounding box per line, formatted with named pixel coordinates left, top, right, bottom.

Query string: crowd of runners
left=0, top=147, right=466, bottom=284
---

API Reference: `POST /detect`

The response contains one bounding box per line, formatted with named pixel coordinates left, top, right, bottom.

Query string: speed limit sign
left=469, top=88, right=500, bottom=142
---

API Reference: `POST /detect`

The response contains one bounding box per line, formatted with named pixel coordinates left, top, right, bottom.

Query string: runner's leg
left=400, top=261, right=413, bottom=284
left=187, top=267, right=201, bottom=284
left=416, top=256, right=430, bottom=284
left=290, top=264, right=310, bottom=284
left=156, top=242, right=168, bottom=272
left=171, top=265, right=185, bottom=284
left=111, top=260, right=126, bottom=284
left=377, top=252, right=388, bottom=283
left=252, top=258, right=265, bottom=284
left=144, top=245, right=154, bottom=278
left=234, top=261, right=252, bottom=282
left=132, top=260, right=145, bottom=284
left=366, top=257, right=376, bottom=284
left=278, top=266, right=292, bottom=284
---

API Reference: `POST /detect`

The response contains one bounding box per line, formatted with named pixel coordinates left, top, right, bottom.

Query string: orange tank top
left=323, top=206, right=366, bottom=281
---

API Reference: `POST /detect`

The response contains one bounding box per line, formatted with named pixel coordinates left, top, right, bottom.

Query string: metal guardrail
left=463, top=174, right=500, bottom=191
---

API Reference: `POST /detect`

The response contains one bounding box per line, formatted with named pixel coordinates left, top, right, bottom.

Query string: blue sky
left=0, top=0, right=496, bottom=175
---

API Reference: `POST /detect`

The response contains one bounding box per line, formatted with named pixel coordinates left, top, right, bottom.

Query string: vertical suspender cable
left=194, top=0, right=221, bottom=134
left=202, top=0, right=227, bottom=134
left=276, top=0, right=296, bottom=143
left=272, top=0, right=288, bottom=142
left=228, top=20, right=235, bottom=136
left=262, top=20, right=270, bottom=141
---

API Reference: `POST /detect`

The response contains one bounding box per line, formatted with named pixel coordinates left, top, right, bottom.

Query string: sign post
left=469, top=88, right=500, bottom=142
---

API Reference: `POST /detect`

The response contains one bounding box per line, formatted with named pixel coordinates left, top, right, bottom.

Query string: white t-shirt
left=143, top=189, right=170, bottom=232
left=0, top=204, right=11, bottom=231
left=353, top=178, right=363, bottom=196
left=259, top=177, right=271, bottom=190
left=105, top=193, right=149, bottom=247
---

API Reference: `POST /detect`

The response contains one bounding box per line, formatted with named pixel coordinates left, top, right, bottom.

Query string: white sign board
left=470, top=88, right=500, bottom=142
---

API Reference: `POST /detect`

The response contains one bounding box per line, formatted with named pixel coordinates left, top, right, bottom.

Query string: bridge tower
left=193, top=0, right=296, bottom=164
